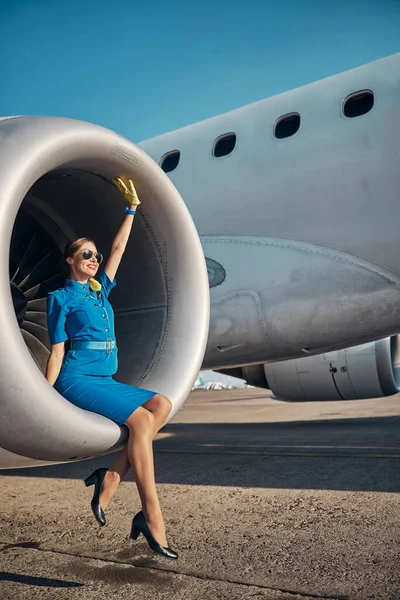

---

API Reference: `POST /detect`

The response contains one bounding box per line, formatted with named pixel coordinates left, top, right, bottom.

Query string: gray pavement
left=0, top=389, right=399, bottom=599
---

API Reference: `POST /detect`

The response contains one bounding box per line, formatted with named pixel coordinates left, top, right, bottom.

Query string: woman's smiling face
left=67, top=241, right=100, bottom=280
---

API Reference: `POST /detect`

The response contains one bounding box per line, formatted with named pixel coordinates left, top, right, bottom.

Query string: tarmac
left=0, top=388, right=399, bottom=600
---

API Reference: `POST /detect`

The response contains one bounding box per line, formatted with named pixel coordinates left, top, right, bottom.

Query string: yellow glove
left=111, top=177, right=141, bottom=207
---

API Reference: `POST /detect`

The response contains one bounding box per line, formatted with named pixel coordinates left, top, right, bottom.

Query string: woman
left=45, top=177, right=177, bottom=560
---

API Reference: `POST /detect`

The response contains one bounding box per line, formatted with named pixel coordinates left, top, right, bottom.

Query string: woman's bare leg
left=99, top=445, right=129, bottom=509
left=142, top=394, right=173, bottom=435
left=99, top=394, right=172, bottom=510
left=125, top=406, right=168, bottom=547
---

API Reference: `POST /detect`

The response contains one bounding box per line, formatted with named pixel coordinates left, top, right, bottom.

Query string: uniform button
left=105, top=329, right=109, bottom=332
left=102, top=314, right=106, bottom=318
left=83, top=287, right=86, bottom=290
left=86, top=295, right=90, bottom=299
left=94, top=303, right=99, bottom=307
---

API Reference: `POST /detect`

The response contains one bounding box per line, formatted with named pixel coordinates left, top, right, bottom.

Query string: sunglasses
left=79, top=249, right=103, bottom=264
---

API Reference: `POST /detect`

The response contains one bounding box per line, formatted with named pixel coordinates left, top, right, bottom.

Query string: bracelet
left=125, top=207, right=137, bottom=215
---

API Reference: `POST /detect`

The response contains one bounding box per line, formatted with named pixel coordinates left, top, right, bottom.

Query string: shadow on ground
left=1, top=416, right=399, bottom=493
left=0, top=571, right=83, bottom=588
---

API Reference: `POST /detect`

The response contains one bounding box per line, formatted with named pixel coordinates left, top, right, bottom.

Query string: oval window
left=160, top=150, right=180, bottom=173
left=213, top=133, right=236, bottom=157
left=274, top=113, right=301, bottom=139
left=343, top=90, right=374, bottom=118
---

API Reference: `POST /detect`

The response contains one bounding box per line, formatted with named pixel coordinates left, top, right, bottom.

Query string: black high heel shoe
left=84, top=468, right=108, bottom=526
left=130, top=510, right=178, bottom=560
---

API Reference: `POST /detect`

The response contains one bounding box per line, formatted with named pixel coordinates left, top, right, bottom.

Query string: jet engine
left=0, top=116, right=209, bottom=467
left=220, top=336, right=400, bottom=401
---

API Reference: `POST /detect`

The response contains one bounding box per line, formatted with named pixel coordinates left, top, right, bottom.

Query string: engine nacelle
left=221, top=336, right=400, bottom=401
left=0, top=116, right=209, bottom=466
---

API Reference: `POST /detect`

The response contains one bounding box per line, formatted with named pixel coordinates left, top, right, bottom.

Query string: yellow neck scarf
left=88, top=277, right=102, bottom=292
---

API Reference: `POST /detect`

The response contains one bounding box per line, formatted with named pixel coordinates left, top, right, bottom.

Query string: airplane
left=139, top=51, right=400, bottom=403
left=0, top=52, right=399, bottom=468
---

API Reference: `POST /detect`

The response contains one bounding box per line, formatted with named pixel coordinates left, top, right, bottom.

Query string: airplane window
left=213, top=133, right=236, bottom=157
left=160, top=150, right=180, bottom=173
left=274, top=113, right=301, bottom=139
left=343, top=90, right=374, bottom=118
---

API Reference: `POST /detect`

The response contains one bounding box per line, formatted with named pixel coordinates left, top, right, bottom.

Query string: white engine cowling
left=0, top=116, right=210, bottom=467
left=221, top=337, right=400, bottom=401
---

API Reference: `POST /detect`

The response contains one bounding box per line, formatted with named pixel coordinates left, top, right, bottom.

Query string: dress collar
left=64, top=279, right=89, bottom=293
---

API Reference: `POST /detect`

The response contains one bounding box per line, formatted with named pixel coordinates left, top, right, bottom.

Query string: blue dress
left=46, top=270, right=156, bottom=424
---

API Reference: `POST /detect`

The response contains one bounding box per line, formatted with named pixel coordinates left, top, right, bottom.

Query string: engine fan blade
left=21, top=321, right=51, bottom=349
left=10, top=205, right=64, bottom=374
left=24, top=273, right=64, bottom=300
left=26, top=298, right=47, bottom=312
left=24, top=311, right=48, bottom=329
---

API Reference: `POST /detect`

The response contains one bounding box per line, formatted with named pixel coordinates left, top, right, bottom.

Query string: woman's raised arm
left=104, top=178, right=141, bottom=282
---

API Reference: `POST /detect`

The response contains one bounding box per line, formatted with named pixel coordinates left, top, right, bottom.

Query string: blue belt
left=70, top=339, right=117, bottom=354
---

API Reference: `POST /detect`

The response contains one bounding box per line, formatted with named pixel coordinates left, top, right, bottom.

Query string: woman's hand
left=111, top=177, right=141, bottom=208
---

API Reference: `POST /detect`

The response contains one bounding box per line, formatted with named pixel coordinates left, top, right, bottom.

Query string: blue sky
left=0, top=0, right=399, bottom=142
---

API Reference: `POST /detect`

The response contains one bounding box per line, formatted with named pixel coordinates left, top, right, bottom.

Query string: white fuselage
left=140, top=53, right=400, bottom=369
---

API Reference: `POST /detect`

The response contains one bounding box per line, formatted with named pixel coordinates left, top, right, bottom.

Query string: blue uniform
left=47, top=270, right=156, bottom=424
